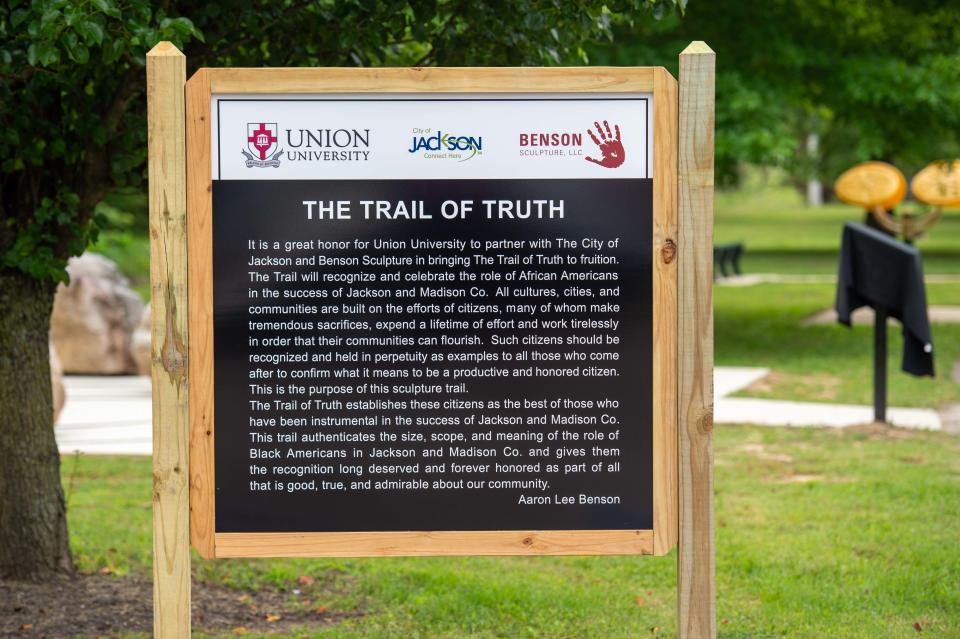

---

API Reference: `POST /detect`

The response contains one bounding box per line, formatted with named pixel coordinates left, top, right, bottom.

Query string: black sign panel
left=212, top=178, right=652, bottom=532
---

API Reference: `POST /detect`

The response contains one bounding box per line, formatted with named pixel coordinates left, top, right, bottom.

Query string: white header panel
left=213, top=94, right=652, bottom=181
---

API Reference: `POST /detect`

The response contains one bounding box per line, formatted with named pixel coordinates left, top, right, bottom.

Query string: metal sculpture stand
left=869, top=205, right=943, bottom=243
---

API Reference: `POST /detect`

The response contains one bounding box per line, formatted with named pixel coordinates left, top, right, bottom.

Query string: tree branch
left=188, top=0, right=316, bottom=66
left=76, top=68, right=142, bottom=222
left=412, top=2, right=465, bottom=67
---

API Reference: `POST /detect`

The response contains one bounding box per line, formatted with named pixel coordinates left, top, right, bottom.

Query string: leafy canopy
left=590, top=0, right=960, bottom=185
left=1, top=0, right=680, bottom=282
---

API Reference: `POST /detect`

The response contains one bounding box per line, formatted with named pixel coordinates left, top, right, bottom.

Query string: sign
left=150, top=47, right=715, bottom=638
left=186, top=69, right=678, bottom=559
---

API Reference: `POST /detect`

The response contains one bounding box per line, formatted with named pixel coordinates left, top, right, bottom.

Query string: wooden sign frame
left=147, top=41, right=715, bottom=638
left=185, top=66, right=677, bottom=560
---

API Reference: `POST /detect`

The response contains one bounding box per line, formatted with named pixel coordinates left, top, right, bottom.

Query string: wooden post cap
left=147, top=41, right=184, bottom=58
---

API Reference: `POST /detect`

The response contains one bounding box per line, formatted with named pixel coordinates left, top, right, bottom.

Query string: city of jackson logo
left=242, top=123, right=283, bottom=168
left=585, top=120, right=625, bottom=169
left=408, top=129, right=483, bottom=162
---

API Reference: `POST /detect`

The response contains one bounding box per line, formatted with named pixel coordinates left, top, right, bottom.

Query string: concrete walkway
left=713, top=366, right=942, bottom=430
left=717, top=396, right=941, bottom=430
left=56, top=376, right=151, bottom=455
left=55, top=366, right=944, bottom=456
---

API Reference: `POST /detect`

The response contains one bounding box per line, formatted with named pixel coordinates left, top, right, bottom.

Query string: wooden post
left=147, top=42, right=191, bottom=639
left=677, top=41, right=716, bottom=639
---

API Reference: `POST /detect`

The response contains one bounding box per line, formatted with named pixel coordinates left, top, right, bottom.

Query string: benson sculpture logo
left=242, top=122, right=283, bottom=168
left=585, top=120, right=625, bottom=169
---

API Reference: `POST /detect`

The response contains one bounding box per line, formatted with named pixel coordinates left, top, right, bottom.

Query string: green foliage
left=590, top=0, right=960, bottom=186
left=1, top=0, right=680, bottom=283
left=716, top=281, right=960, bottom=408
left=1, top=0, right=201, bottom=281
left=94, top=190, right=150, bottom=299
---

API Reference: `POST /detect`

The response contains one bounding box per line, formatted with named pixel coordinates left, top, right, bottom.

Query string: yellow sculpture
left=835, top=161, right=906, bottom=210
left=911, top=160, right=960, bottom=207
left=834, top=160, right=957, bottom=241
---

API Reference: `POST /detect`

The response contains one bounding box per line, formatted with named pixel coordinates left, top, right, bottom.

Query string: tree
left=589, top=0, right=960, bottom=188
left=0, top=0, right=681, bottom=580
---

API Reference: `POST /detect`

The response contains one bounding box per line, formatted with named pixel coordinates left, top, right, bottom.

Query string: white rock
left=51, top=253, right=144, bottom=374
left=50, top=340, right=65, bottom=423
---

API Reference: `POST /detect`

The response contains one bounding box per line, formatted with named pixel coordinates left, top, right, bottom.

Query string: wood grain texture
left=185, top=68, right=216, bottom=560
left=652, top=67, right=679, bottom=557
left=147, top=42, right=190, bottom=639
left=216, top=530, right=653, bottom=557
left=206, top=66, right=654, bottom=94
left=188, top=65, right=671, bottom=558
left=677, top=42, right=717, bottom=639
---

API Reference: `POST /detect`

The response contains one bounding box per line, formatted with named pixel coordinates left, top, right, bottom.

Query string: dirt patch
left=0, top=573, right=355, bottom=638
left=739, top=443, right=793, bottom=463
left=777, top=473, right=823, bottom=483
left=744, top=376, right=774, bottom=393
left=844, top=421, right=922, bottom=440
left=745, top=370, right=842, bottom=402
left=940, top=402, right=960, bottom=435
left=802, top=305, right=960, bottom=326
left=772, top=473, right=856, bottom=484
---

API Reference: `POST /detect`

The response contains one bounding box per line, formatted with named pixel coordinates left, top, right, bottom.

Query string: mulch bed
left=0, top=573, right=353, bottom=637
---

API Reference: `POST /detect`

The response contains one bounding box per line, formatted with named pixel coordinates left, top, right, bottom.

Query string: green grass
left=64, top=425, right=960, bottom=638
left=710, top=179, right=960, bottom=407
left=93, top=229, right=151, bottom=300
left=716, top=183, right=960, bottom=275
left=717, top=282, right=960, bottom=407
left=88, top=189, right=151, bottom=301
left=715, top=183, right=960, bottom=253
left=739, top=251, right=960, bottom=276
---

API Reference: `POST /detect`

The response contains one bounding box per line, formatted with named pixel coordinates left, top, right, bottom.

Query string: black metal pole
left=874, top=307, right=887, bottom=423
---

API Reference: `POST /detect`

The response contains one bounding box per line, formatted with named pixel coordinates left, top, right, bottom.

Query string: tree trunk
left=805, top=132, right=823, bottom=207
left=0, top=268, right=73, bottom=580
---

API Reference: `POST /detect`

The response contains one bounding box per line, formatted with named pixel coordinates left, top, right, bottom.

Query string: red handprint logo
left=585, top=120, right=625, bottom=169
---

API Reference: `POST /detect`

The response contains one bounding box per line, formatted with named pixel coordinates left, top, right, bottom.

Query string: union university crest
left=242, top=122, right=283, bottom=168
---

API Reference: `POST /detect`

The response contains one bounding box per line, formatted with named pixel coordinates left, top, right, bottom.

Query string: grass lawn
left=715, top=183, right=960, bottom=252
left=717, top=282, right=960, bottom=408
left=715, top=183, right=960, bottom=274
left=94, top=229, right=151, bottom=300
left=739, top=251, right=960, bottom=277
left=710, top=180, right=960, bottom=408
left=63, top=424, right=960, bottom=638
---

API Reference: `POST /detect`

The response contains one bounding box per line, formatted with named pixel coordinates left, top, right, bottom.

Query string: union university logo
left=242, top=122, right=283, bottom=168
